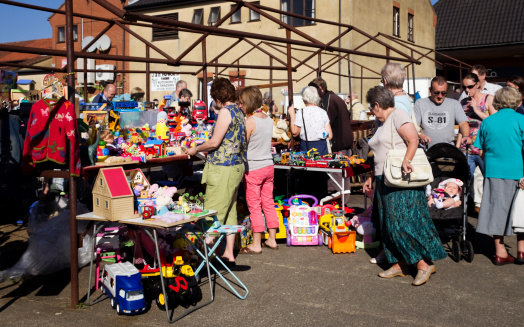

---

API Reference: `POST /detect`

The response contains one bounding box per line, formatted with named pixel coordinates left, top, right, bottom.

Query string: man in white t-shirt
left=415, top=76, right=471, bottom=148
left=458, top=65, right=502, bottom=101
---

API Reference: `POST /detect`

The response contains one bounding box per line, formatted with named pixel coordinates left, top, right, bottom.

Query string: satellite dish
left=98, top=35, right=111, bottom=51
left=81, top=36, right=97, bottom=52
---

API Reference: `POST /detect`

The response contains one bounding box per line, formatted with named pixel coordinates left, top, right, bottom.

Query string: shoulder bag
left=383, top=117, right=433, bottom=188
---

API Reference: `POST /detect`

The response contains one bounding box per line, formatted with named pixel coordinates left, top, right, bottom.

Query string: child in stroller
left=427, top=178, right=464, bottom=210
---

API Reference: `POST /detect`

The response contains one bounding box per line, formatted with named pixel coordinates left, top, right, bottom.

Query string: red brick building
left=48, top=0, right=130, bottom=96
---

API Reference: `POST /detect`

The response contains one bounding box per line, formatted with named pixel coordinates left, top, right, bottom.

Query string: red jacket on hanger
left=22, top=97, right=81, bottom=176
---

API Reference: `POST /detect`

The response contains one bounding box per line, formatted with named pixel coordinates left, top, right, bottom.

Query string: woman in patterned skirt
left=363, top=86, right=447, bottom=286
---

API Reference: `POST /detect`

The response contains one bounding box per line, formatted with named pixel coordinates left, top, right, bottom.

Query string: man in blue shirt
left=91, top=83, right=116, bottom=104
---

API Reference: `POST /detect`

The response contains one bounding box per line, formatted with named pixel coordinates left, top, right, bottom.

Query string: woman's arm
left=287, top=105, right=301, bottom=137
left=468, top=96, right=489, bottom=120
left=245, top=116, right=256, bottom=144
left=185, top=108, right=231, bottom=156
left=397, top=122, right=419, bottom=174
left=325, top=123, right=333, bottom=140
left=486, top=95, right=496, bottom=115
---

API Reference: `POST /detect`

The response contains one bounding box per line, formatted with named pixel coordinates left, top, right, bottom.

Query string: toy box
left=119, top=110, right=158, bottom=129
left=286, top=195, right=323, bottom=246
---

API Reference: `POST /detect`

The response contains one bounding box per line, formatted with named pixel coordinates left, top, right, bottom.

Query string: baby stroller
left=426, top=143, right=473, bottom=262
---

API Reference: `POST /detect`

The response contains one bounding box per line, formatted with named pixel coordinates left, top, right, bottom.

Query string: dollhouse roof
left=125, top=168, right=150, bottom=188
left=101, top=167, right=133, bottom=198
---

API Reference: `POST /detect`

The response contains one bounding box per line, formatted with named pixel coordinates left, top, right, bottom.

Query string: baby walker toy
left=286, top=195, right=323, bottom=247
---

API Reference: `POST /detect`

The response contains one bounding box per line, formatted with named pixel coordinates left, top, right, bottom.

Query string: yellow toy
left=262, top=203, right=288, bottom=240
left=320, top=209, right=356, bottom=254
left=156, top=111, right=170, bottom=141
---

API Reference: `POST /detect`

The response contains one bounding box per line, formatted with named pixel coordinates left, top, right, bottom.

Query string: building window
left=192, top=9, right=203, bottom=24
left=281, top=0, right=315, bottom=27
left=393, top=7, right=400, bottom=37
left=249, top=2, right=260, bottom=21
left=57, top=25, right=78, bottom=43
left=96, top=198, right=100, bottom=207
left=208, top=7, right=221, bottom=26
left=152, top=13, right=179, bottom=41
left=230, top=4, right=241, bottom=23
left=105, top=201, right=109, bottom=209
left=407, top=13, right=414, bottom=42
left=99, top=178, right=103, bottom=186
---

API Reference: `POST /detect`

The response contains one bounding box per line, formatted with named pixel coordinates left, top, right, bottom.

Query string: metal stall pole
left=65, top=0, right=79, bottom=308
left=348, top=56, right=353, bottom=118
left=411, top=50, right=416, bottom=97
left=318, top=53, right=321, bottom=77
left=146, top=46, right=150, bottom=102
left=459, top=63, right=463, bottom=94
left=407, top=63, right=410, bottom=95
left=83, top=58, right=88, bottom=99
left=202, top=38, right=208, bottom=105
left=270, top=57, right=273, bottom=112
left=360, top=66, right=363, bottom=101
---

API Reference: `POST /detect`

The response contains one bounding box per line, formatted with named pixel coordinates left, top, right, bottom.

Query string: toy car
left=191, top=100, right=207, bottom=124
left=101, top=262, right=146, bottom=315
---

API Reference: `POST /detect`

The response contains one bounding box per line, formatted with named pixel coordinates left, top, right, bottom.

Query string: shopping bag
left=511, top=189, right=524, bottom=233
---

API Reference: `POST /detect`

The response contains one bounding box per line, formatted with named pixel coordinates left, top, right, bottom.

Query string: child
left=427, top=178, right=463, bottom=209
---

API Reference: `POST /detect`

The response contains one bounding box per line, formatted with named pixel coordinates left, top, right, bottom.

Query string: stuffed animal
left=272, top=119, right=290, bottom=143
left=181, top=117, right=192, bottom=137
left=156, top=111, right=169, bottom=141
left=349, top=215, right=380, bottom=249
left=153, top=186, right=178, bottom=216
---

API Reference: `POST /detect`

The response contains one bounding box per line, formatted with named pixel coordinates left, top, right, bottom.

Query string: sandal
left=262, top=242, right=279, bottom=250
left=238, top=247, right=262, bottom=255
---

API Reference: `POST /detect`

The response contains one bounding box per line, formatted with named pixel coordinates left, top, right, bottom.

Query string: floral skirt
left=375, top=175, right=447, bottom=265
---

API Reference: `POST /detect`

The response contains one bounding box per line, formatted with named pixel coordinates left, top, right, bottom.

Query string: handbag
left=383, top=118, right=433, bottom=188
left=511, top=188, right=524, bottom=233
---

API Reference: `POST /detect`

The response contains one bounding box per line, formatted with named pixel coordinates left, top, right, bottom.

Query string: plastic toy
left=141, top=205, right=155, bottom=219
left=286, top=195, right=323, bottom=247
left=101, top=262, right=146, bottom=315
left=156, top=111, right=169, bottom=141
left=140, top=255, right=202, bottom=310
left=349, top=215, right=380, bottom=249
left=319, top=209, right=356, bottom=253
left=262, top=202, right=288, bottom=240
left=192, top=100, right=208, bottom=124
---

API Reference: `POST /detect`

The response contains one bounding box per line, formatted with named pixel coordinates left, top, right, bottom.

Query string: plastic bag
left=0, top=198, right=91, bottom=282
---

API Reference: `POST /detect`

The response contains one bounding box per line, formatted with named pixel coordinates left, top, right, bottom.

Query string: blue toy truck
left=101, top=262, right=146, bottom=315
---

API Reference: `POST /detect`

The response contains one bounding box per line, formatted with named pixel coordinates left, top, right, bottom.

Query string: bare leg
left=494, top=235, right=509, bottom=257
left=416, top=259, right=431, bottom=271
left=517, top=234, right=524, bottom=252
left=244, top=232, right=262, bottom=252
left=221, top=234, right=237, bottom=262
left=263, top=228, right=278, bottom=248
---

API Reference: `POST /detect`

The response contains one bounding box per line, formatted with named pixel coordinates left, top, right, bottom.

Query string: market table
left=77, top=209, right=247, bottom=323
left=274, top=163, right=371, bottom=206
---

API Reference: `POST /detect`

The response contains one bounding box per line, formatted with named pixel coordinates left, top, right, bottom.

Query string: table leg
left=86, top=222, right=108, bottom=306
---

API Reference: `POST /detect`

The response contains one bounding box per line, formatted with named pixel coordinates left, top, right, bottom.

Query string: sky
left=0, top=0, right=440, bottom=43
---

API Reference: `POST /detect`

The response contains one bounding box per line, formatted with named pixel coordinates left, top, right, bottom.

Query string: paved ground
left=1, top=175, right=524, bottom=326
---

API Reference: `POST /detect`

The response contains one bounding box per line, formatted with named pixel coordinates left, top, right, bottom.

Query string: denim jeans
left=467, top=154, right=484, bottom=200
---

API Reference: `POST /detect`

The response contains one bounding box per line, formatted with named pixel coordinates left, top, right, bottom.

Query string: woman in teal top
left=186, top=78, right=246, bottom=265
left=473, top=87, right=524, bottom=265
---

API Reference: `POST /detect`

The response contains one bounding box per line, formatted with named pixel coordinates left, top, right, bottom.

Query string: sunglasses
left=463, top=84, right=477, bottom=89
left=433, top=91, right=447, bottom=96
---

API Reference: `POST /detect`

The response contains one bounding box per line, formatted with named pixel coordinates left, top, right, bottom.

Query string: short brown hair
left=469, top=65, right=487, bottom=76
left=238, top=86, right=263, bottom=115
left=210, top=77, right=236, bottom=104
left=311, top=77, right=328, bottom=92
left=179, top=88, right=192, bottom=98
left=507, top=75, right=524, bottom=99
left=430, top=76, right=447, bottom=88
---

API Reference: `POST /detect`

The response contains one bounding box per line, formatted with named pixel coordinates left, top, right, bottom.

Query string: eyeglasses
left=463, top=84, right=476, bottom=89
left=433, top=91, right=447, bottom=96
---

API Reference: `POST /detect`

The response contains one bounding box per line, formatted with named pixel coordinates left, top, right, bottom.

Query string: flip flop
left=238, top=247, right=262, bottom=255
left=262, top=243, right=279, bottom=250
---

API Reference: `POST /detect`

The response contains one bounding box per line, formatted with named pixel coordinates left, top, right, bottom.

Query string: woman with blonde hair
left=238, top=86, right=279, bottom=253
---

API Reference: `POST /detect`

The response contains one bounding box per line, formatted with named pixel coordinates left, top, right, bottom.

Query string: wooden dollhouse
left=93, top=167, right=135, bottom=221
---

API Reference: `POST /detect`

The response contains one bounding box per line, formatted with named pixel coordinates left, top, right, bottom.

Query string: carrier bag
left=384, top=119, right=433, bottom=188
left=511, top=188, right=524, bottom=233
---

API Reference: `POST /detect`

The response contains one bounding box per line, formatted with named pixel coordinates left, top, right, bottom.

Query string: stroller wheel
left=463, top=240, right=474, bottom=263
left=452, top=240, right=461, bottom=262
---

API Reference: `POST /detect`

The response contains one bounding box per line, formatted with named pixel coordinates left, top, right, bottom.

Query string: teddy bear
left=180, top=117, right=192, bottom=137
left=272, top=118, right=290, bottom=143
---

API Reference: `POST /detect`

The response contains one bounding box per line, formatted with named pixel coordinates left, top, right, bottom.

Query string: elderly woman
left=363, top=86, right=447, bottom=286
left=237, top=86, right=279, bottom=254
left=381, top=62, right=412, bottom=115
left=184, top=77, right=246, bottom=266
left=474, top=87, right=524, bottom=265
left=287, top=86, right=333, bottom=155
left=506, top=75, right=524, bottom=114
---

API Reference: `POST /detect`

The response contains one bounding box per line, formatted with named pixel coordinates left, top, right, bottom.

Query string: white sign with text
left=151, top=73, right=180, bottom=91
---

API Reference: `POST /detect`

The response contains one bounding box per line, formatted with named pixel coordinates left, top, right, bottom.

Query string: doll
left=427, top=178, right=463, bottom=209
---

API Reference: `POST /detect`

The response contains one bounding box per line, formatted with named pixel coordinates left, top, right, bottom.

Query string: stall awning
left=17, top=79, right=35, bottom=85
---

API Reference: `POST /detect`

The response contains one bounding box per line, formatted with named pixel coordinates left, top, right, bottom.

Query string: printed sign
left=151, top=73, right=180, bottom=92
